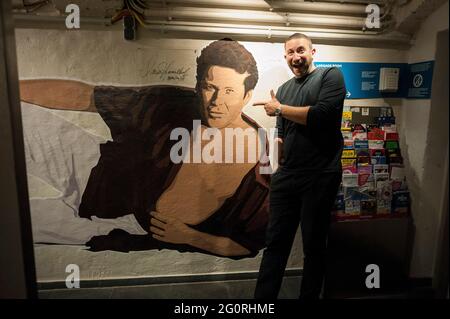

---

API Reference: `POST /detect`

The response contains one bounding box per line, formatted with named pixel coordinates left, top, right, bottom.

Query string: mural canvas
left=17, top=31, right=302, bottom=281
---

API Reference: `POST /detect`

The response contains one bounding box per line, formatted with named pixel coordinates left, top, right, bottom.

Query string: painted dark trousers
left=254, top=169, right=342, bottom=299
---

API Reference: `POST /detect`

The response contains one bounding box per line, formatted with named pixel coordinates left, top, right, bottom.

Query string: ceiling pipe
left=158, top=20, right=383, bottom=35
left=146, top=0, right=380, bottom=16
left=136, top=17, right=410, bottom=46
left=143, top=7, right=369, bottom=30
left=145, top=19, right=384, bottom=36
left=142, top=22, right=410, bottom=46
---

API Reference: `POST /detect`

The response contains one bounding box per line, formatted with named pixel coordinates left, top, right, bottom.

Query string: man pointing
left=254, top=33, right=346, bottom=299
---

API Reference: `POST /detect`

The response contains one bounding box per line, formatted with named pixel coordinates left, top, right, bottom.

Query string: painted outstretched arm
left=19, top=79, right=97, bottom=112
left=149, top=211, right=251, bottom=257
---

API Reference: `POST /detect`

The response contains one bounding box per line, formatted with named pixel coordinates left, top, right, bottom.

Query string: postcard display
left=332, top=106, right=410, bottom=221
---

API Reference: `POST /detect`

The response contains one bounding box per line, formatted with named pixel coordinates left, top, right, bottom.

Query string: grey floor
left=38, top=276, right=302, bottom=299
left=39, top=276, right=437, bottom=299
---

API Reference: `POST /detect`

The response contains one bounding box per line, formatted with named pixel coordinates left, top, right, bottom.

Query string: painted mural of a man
left=20, top=40, right=270, bottom=258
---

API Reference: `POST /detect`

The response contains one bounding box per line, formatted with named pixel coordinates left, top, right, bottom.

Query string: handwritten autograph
left=141, top=60, right=190, bottom=81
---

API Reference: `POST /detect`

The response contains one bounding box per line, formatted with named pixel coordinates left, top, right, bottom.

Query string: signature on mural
left=142, top=60, right=190, bottom=81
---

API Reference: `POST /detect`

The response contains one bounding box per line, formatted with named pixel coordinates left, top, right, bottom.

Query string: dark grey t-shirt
left=276, top=67, right=346, bottom=173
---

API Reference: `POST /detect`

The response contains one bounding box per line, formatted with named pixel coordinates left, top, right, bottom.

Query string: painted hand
left=149, top=211, right=194, bottom=245
left=253, top=89, right=281, bottom=116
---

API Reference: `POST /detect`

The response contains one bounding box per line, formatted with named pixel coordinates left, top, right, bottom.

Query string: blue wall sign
left=406, top=61, right=434, bottom=99
left=314, top=61, right=434, bottom=99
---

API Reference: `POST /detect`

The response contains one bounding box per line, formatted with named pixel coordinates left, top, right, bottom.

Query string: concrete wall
left=396, top=0, right=449, bottom=278
left=0, top=0, right=36, bottom=297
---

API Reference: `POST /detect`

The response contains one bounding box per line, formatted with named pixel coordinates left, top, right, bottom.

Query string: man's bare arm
left=19, top=79, right=96, bottom=112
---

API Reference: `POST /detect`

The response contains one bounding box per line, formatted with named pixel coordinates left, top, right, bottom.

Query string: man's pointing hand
left=253, top=89, right=282, bottom=117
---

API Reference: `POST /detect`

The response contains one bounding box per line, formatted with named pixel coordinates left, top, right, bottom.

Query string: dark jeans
left=254, top=169, right=342, bottom=299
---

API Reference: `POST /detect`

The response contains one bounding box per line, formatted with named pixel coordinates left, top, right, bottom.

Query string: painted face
left=284, top=38, right=316, bottom=78
left=200, top=66, right=252, bottom=128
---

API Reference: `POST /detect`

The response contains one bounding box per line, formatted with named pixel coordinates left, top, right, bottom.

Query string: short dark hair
left=196, top=40, right=258, bottom=96
left=285, top=33, right=313, bottom=49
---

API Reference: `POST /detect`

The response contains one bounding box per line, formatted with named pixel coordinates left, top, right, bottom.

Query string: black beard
left=293, top=62, right=309, bottom=76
